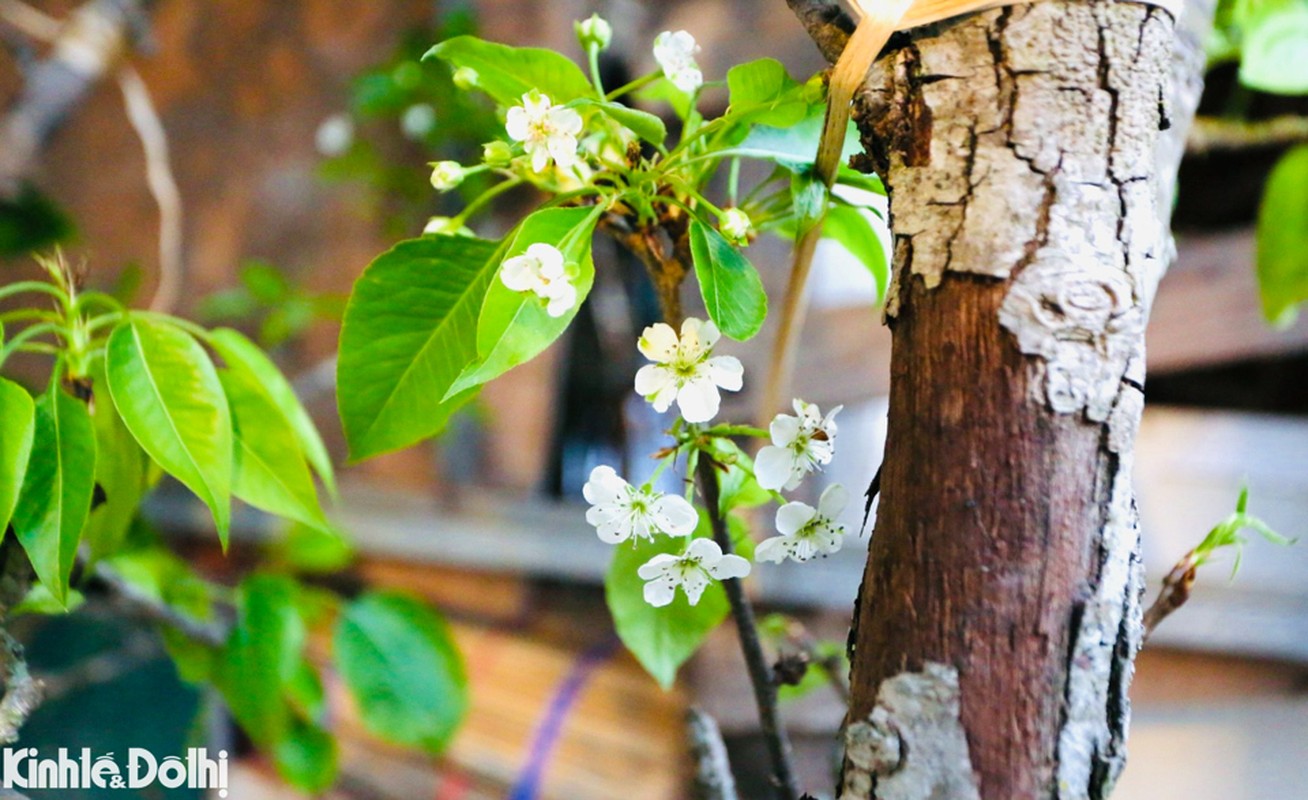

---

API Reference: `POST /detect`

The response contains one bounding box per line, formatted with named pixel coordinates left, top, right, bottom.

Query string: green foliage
left=85, top=359, right=148, bottom=560
left=426, top=36, right=594, bottom=106
left=0, top=377, right=35, bottom=535
left=1212, top=0, right=1308, bottom=93
left=1257, top=145, right=1308, bottom=326
left=0, top=185, right=73, bottom=258
left=337, top=235, right=498, bottom=459
left=690, top=219, right=768, bottom=341
left=725, top=58, right=811, bottom=128
left=605, top=521, right=731, bottom=689
left=11, top=383, right=96, bottom=606
left=824, top=204, right=890, bottom=300
left=1194, top=486, right=1294, bottom=576
left=448, top=206, right=602, bottom=395
left=106, top=319, right=233, bottom=546
left=199, top=260, right=345, bottom=350
left=333, top=591, right=468, bottom=753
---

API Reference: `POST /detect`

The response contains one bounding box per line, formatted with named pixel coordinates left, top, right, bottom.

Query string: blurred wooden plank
left=1149, top=229, right=1308, bottom=372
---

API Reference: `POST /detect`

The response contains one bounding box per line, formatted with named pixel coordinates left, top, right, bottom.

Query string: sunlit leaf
left=426, top=36, right=593, bottom=106
left=690, top=219, right=768, bottom=341
left=1257, top=145, right=1308, bottom=326
left=0, top=376, right=35, bottom=536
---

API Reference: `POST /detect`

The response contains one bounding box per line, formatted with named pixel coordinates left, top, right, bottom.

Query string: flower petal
left=680, top=570, right=711, bottom=605
left=819, top=483, right=850, bottom=517
left=768, top=413, right=802, bottom=448
left=755, top=536, right=789, bottom=564
left=685, top=537, right=723, bottom=561
left=583, top=465, right=628, bottom=505
left=638, top=323, right=679, bottom=362
left=546, top=282, right=577, bottom=317
left=500, top=255, right=539, bottom=292
left=637, top=553, right=679, bottom=580
left=635, top=364, right=674, bottom=399
left=708, top=553, right=751, bottom=580
left=755, top=445, right=796, bottom=492
left=652, top=494, right=697, bottom=537
left=708, top=356, right=743, bottom=392
left=776, top=501, right=816, bottom=536
left=643, top=579, right=677, bottom=608
left=676, top=375, right=721, bottom=423
left=505, top=107, right=529, bottom=141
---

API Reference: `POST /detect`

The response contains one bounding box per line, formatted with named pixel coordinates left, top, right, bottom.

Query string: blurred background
left=1, top=1, right=1306, bottom=798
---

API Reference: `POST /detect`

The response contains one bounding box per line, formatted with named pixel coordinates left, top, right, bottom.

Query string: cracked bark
left=838, top=2, right=1196, bottom=798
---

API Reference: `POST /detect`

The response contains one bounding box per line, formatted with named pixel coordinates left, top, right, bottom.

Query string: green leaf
left=220, top=368, right=331, bottom=533
left=605, top=522, right=730, bottom=689
left=0, top=377, right=35, bottom=536
left=106, top=319, right=233, bottom=545
left=218, top=574, right=306, bottom=746
left=274, top=717, right=338, bottom=794
left=1240, top=2, right=1308, bottom=95
left=690, top=219, right=768, bottom=341
left=1257, top=145, right=1308, bottom=326
left=333, top=591, right=467, bottom=753
left=84, top=358, right=147, bottom=560
left=106, top=548, right=220, bottom=683
left=725, top=58, right=808, bottom=128
left=11, top=387, right=96, bottom=606
left=11, top=583, right=85, bottom=616
left=573, top=98, right=667, bottom=145
left=426, top=36, right=593, bottom=106
left=271, top=521, right=355, bottom=575
left=209, top=328, right=336, bottom=496
left=447, top=206, right=601, bottom=396
left=730, top=107, right=860, bottom=169
left=824, top=205, right=890, bottom=300
left=338, top=236, right=499, bottom=460
left=711, top=439, right=771, bottom=514
left=792, top=171, right=829, bottom=230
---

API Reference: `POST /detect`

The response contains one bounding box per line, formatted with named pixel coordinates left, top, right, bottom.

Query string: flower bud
left=576, top=14, right=613, bottom=51
left=452, top=67, right=479, bottom=90
left=429, top=161, right=465, bottom=191
left=423, top=216, right=472, bottom=236
left=720, top=208, right=754, bottom=245
left=482, top=141, right=514, bottom=167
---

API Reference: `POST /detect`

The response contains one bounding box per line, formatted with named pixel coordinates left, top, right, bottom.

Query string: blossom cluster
left=583, top=316, right=849, bottom=607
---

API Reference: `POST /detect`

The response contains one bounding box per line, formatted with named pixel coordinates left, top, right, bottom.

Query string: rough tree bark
left=835, top=2, right=1212, bottom=798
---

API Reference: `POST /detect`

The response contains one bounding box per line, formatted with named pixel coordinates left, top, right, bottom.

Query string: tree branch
left=84, top=561, right=229, bottom=649
left=688, top=706, right=740, bottom=800
left=1187, top=115, right=1308, bottom=155
left=1141, top=550, right=1197, bottom=641
left=783, top=0, right=856, bottom=64
left=695, top=457, right=800, bottom=800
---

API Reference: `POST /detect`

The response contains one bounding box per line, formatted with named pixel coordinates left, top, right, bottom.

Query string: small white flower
left=638, top=538, right=751, bottom=607
left=720, top=209, right=753, bottom=246
left=756, top=484, right=850, bottom=564
left=401, top=103, right=437, bottom=140
left=653, top=31, right=703, bottom=94
left=755, top=399, right=843, bottom=491
left=314, top=114, right=353, bottom=157
left=576, top=14, right=613, bottom=51
left=505, top=91, right=584, bottom=173
left=583, top=465, right=697, bottom=544
left=635, top=318, right=743, bottom=423
left=429, top=161, right=465, bottom=191
left=499, top=242, right=577, bottom=317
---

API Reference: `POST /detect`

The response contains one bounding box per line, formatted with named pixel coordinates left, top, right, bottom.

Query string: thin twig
left=0, top=631, right=42, bottom=744
left=85, top=561, right=229, bottom=648
left=119, top=65, right=184, bottom=313
left=696, top=457, right=800, bottom=800
left=688, top=706, right=740, bottom=800
left=1141, top=550, right=1198, bottom=642
left=0, top=0, right=62, bottom=41
left=1186, top=115, right=1308, bottom=155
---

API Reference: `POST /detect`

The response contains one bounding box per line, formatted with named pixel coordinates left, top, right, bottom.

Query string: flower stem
left=694, top=456, right=800, bottom=800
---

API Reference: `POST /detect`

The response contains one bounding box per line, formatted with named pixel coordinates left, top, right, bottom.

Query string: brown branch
left=695, top=456, right=800, bottom=800
left=783, top=0, right=856, bottom=64
left=84, top=561, right=229, bottom=649
left=1141, top=550, right=1198, bottom=641
left=1187, top=115, right=1308, bottom=155
left=688, top=706, right=740, bottom=800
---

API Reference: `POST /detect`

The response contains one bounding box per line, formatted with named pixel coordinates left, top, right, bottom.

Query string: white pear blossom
left=499, top=243, right=577, bottom=317
left=635, top=318, right=743, bottom=423
left=756, top=484, right=850, bottom=564
left=755, top=399, right=842, bottom=491
left=505, top=92, right=584, bottom=173
left=638, top=538, right=751, bottom=607
left=720, top=208, right=753, bottom=246
left=429, top=161, right=465, bottom=191
left=583, top=466, right=697, bottom=544
left=653, top=30, right=703, bottom=94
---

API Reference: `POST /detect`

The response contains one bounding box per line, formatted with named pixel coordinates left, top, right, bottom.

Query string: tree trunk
left=838, top=2, right=1207, bottom=798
